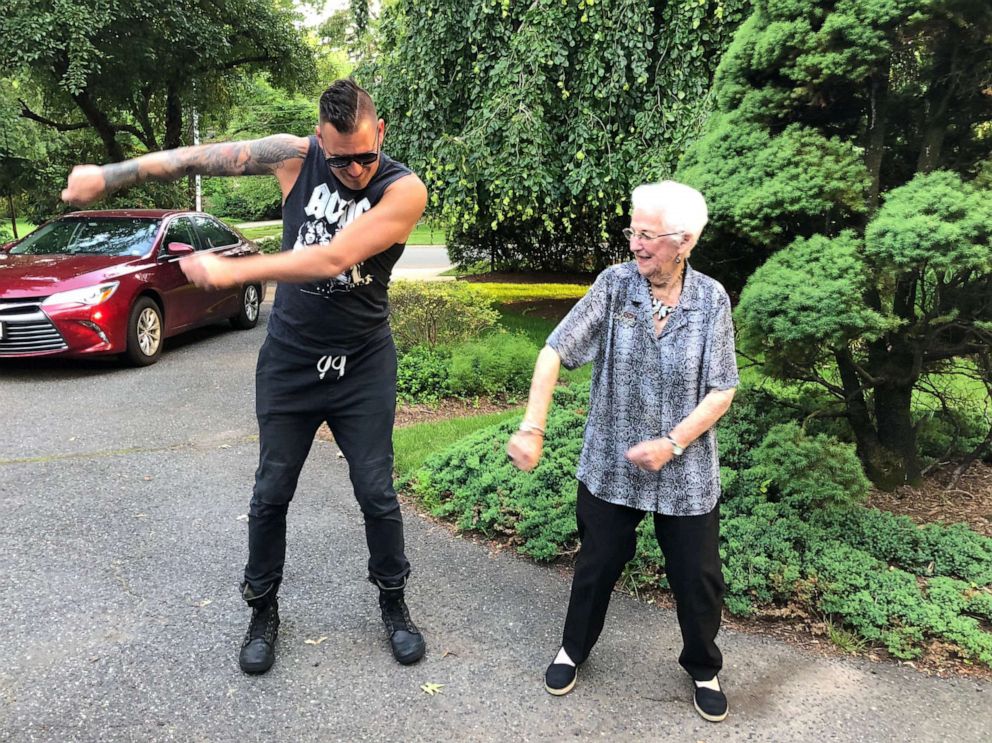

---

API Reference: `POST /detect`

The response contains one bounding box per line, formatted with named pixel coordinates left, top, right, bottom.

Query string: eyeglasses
left=622, top=228, right=683, bottom=243
left=324, top=131, right=381, bottom=170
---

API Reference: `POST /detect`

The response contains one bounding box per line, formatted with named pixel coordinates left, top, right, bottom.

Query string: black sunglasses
left=324, top=132, right=381, bottom=170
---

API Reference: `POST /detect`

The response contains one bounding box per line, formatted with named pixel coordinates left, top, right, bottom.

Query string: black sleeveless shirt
left=267, top=136, right=412, bottom=356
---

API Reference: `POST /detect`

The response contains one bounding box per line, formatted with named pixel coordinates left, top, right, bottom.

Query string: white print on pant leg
left=317, top=354, right=347, bottom=380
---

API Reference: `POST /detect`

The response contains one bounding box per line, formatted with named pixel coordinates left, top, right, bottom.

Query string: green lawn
left=238, top=224, right=282, bottom=240
left=3, top=219, right=36, bottom=239
left=407, top=221, right=446, bottom=245
left=393, top=408, right=521, bottom=479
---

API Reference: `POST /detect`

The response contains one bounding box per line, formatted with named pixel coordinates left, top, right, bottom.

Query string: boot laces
left=245, top=603, right=278, bottom=646
left=380, top=593, right=419, bottom=634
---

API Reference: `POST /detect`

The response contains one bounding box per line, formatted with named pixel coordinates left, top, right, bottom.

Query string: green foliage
left=398, top=332, right=539, bottom=403
left=0, top=0, right=317, bottom=162
left=678, top=0, right=992, bottom=290
left=408, top=382, right=992, bottom=665
left=397, top=345, right=452, bottom=403
left=736, top=231, right=894, bottom=376
left=358, top=0, right=751, bottom=271
left=447, top=333, right=537, bottom=399
left=678, top=0, right=992, bottom=486
left=393, top=408, right=521, bottom=480
left=203, top=176, right=283, bottom=222
left=465, top=283, right=590, bottom=304
left=410, top=386, right=587, bottom=559
left=389, top=280, right=500, bottom=350
left=749, top=422, right=870, bottom=511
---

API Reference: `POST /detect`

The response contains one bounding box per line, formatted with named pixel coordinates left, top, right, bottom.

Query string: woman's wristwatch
left=662, top=434, right=684, bottom=456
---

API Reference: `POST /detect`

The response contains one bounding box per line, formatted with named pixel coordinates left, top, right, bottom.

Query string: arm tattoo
left=102, top=161, right=141, bottom=193
left=101, top=134, right=306, bottom=191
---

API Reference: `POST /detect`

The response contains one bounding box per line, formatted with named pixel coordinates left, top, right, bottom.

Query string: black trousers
left=561, top=481, right=725, bottom=681
left=242, top=333, right=409, bottom=602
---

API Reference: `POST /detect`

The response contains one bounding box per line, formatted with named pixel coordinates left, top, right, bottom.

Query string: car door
left=190, top=215, right=244, bottom=320
left=155, top=216, right=203, bottom=332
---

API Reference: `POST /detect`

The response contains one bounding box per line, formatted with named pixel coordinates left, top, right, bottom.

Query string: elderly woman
left=507, top=181, right=738, bottom=723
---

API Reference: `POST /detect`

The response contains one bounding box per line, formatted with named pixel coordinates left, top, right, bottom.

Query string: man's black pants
left=561, top=481, right=725, bottom=681
left=242, top=333, right=409, bottom=602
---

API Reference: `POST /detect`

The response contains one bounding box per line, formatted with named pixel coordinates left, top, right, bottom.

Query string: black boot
left=239, top=594, right=279, bottom=674
left=374, top=578, right=425, bottom=665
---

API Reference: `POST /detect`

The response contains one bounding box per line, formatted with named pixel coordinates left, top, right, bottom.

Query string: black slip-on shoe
left=544, top=662, right=577, bottom=696
left=693, top=680, right=728, bottom=722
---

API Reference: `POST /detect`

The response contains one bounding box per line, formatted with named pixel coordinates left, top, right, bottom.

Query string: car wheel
left=124, top=297, right=164, bottom=366
left=230, top=283, right=262, bottom=329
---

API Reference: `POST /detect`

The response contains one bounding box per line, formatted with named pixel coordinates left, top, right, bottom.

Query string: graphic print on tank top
left=294, top=182, right=373, bottom=298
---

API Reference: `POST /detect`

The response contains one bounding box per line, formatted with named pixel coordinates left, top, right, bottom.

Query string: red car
left=0, top=209, right=266, bottom=365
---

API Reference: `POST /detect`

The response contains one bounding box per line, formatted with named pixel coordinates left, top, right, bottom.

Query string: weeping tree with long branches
left=358, top=0, right=752, bottom=272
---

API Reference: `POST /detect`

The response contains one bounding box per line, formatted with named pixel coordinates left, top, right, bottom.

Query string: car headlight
left=42, top=281, right=120, bottom=307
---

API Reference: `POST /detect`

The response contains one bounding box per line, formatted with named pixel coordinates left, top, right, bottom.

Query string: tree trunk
left=874, top=381, right=923, bottom=488
left=164, top=84, right=184, bottom=151
left=916, top=36, right=957, bottom=174
left=7, top=194, right=17, bottom=239
left=835, top=351, right=887, bottom=485
left=864, top=59, right=890, bottom=215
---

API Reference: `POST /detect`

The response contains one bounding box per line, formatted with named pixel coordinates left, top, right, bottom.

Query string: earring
left=674, top=255, right=682, bottom=264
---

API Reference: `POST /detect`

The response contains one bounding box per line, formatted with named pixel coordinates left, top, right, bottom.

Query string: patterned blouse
left=547, top=262, right=739, bottom=515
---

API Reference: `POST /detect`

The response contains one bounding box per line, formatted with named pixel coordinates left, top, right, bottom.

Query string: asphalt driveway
left=1, top=306, right=988, bottom=742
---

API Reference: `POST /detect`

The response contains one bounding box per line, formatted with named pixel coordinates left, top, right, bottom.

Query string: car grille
left=0, top=300, right=68, bottom=355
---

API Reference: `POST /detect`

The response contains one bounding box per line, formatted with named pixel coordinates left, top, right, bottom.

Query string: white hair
left=630, top=181, right=708, bottom=237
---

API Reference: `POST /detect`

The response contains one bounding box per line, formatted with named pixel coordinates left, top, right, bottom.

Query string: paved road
left=1, top=308, right=989, bottom=742
left=235, top=220, right=452, bottom=279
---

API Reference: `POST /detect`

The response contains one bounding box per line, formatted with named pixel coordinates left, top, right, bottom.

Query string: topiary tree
left=678, top=0, right=992, bottom=488
left=357, top=0, right=751, bottom=272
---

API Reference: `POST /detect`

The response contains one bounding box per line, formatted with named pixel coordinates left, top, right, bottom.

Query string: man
left=62, top=79, right=429, bottom=674
left=507, top=182, right=737, bottom=722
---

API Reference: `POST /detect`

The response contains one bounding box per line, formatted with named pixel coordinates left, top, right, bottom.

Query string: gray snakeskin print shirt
left=547, top=262, right=738, bottom=515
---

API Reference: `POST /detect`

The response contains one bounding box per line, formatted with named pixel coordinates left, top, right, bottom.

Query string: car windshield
left=10, top=218, right=160, bottom=257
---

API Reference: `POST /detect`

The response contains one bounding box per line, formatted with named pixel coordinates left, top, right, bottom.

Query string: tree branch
left=18, top=100, right=88, bottom=131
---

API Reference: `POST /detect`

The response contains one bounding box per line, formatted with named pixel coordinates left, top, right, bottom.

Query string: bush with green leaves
left=749, top=422, right=870, bottom=512
left=389, top=280, right=500, bottom=351
left=203, top=176, right=283, bottom=222
left=447, top=332, right=536, bottom=400
left=408, top=383, right=992, bottom=666
left=397, top=345, right=452, bottom=404
left=398, top=331, right=540, bottom=403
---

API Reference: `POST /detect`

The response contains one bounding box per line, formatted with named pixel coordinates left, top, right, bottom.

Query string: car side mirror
left=165, top=241, right=196, bottom=257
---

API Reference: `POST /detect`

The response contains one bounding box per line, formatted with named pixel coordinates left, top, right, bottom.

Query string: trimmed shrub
left=447, top=332, right=537, bottom=400
left=389, top=281, right=500, bottom=350
left=749, top=422, right=870, bottom=512
left=397, top=345, right=452, bottom=403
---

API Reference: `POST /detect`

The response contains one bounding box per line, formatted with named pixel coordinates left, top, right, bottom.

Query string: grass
left=496, top=305, right=591, bottom=386
left=393, top=408, right=521, bottom=479
left=2, top=219, right=36, bottom=239
left=408, top=221, right=446, bottom=245
left=239, top=224, right=282, bottom=240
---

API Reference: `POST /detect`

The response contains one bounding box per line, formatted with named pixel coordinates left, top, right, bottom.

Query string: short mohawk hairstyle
left=318, top=78, right=377, bottom=133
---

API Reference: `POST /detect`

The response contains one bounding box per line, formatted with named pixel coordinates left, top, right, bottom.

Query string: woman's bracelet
left=518, top=421, right=545, bottom=437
